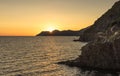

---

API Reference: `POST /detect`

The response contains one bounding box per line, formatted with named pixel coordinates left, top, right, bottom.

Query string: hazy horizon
left=0, top=0, right=119, bottom=36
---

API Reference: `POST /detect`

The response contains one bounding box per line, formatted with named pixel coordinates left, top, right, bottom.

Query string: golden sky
left=0, top=0, right=119, bottom=36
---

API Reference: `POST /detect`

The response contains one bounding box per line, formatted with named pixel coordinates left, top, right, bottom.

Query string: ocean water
left=0, top=36, right=86, bottom=76
left=0, top=36, right=119, bottom=76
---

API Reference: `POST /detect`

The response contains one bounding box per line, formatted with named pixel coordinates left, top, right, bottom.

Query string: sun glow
left=46, top=27, right=55, bottom=32
left=45, top=25, right=56, bottom=32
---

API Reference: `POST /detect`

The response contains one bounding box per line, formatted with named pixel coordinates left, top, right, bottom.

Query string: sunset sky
left=0, top=0, right=119, bottom=36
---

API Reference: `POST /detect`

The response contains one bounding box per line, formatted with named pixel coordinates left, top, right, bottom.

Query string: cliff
left=58, top=0, right=120, bottom=73
left=36, top=30, right=81, bottom=36
left=79, top=0, right=120, bottom=42
left=58, top=26, right=120, bottom=71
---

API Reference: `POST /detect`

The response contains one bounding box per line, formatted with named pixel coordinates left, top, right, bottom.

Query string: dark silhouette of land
left=79, top=0, right=120, bottom=42
left=58, top=1, right=120, bottom=75
left=36, top=30, right=81, bottom=36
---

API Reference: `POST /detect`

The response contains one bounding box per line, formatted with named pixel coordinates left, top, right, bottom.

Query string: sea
left=0, top=36, right=118, bottom=76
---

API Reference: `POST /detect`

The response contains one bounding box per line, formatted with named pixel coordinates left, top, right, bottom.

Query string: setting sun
left=0, top=0, right=118, bottom=36
left=44, top=25, right=56, bottom=32
left=46, top=27, right=55, bottom=32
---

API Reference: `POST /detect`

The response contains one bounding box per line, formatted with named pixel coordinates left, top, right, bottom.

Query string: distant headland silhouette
left=36, top=30, right=81, bottom=36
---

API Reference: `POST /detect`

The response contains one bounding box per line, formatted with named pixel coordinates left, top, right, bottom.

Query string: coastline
left=57, top=1, right=120, bottom=75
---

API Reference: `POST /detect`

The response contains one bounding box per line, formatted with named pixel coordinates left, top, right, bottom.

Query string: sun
left=46, top=26, right=56, bottom=32
left=46, top=26, right=55, bottom=32
left=42, top=23, right=60, bottom=32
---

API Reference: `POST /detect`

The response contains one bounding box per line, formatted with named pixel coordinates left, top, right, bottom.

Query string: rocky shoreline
left=58, top=60, right=120, bottom=73
left=58, top=33, right=120, bottom=75
left=58, top=36, right=120, bottom=72
left=57, top=0, right=120, bottom=75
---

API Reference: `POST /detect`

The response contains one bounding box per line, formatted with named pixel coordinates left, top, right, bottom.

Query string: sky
left=0, top=0, right=119, bottom=36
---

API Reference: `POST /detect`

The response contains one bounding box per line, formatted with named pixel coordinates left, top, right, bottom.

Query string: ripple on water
left=0, top=36, right=85, bottom=76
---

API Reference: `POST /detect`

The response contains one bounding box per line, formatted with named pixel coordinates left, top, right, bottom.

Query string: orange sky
left=0, top=0, right=119, bottom=36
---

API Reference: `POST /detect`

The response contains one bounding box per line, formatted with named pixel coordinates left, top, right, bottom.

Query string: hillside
left=36, top=30, right=81, bottom=36
left=79, top=0, right=120, bottom=42
left=58, top=0, right=120, bottom=73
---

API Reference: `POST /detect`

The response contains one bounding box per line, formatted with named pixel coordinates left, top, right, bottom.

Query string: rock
left=58, top=0, right=120, bottom=73
left=58, top=38, right=120, bottom=73
left=79, top=0, right=120, bottom=42
left=58, top=27, right=120, bottom=72
left=79, top=39, right=120, bottom=69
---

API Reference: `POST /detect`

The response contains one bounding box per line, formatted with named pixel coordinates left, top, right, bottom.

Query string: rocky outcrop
left=79, top=0, right=120, bottom=42
left=36, top=30, right=81, bottom=36
left=58, top=0, right=120, bottom=73
left=58, top=28, right=120, bottom=71
left=78, top=21, right=120, bottom=69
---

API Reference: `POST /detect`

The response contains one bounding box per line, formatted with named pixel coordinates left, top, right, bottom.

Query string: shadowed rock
left=79, top=0, right=120, bottom=42
left=58, top=35, right=120, bottom=74
left=58, top=1, right=120, bottom=75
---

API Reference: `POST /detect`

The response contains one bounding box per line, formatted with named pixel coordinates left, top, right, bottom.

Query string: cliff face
left=79, top=1, right=120, bottom=42
left=79, top=17, right=120, bottom=69
left=58, top=0, right=120, bottom=71
left=59, top=26, right=120, bottom=70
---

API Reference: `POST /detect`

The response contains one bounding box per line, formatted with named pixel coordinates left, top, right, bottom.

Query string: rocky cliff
left=79, top=0, right=120, bottom=42
left=58, top=26, right=120, bottom=71
left=58, top=0, right=120, bottom=73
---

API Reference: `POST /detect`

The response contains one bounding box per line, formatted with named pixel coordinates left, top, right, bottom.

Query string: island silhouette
left=36, top=30, right=81, bottom=36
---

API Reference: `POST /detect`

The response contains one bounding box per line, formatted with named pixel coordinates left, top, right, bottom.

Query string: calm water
left=0, top=36, right=85, bottom=76
left=0, top=36, right=118, bottom=76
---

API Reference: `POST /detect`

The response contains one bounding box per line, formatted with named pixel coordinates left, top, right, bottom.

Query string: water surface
left=0, top=36, right=86, bottom=76
left=1, top=36, right=118, bottom=76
